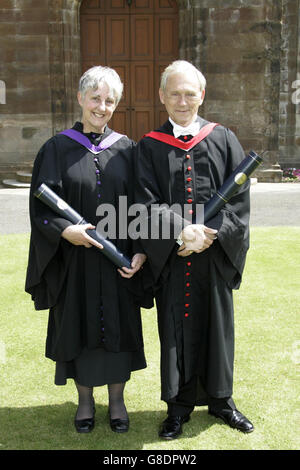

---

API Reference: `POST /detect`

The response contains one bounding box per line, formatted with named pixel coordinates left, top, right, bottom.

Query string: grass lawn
left=0, top=227, right=299, bottom=450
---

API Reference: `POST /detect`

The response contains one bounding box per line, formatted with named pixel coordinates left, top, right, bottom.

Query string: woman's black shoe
left=109, top=413, right=129, bottom=433
left=74, top=416, right=95, bottom=433
left=74, top=404, right=96, bottom=433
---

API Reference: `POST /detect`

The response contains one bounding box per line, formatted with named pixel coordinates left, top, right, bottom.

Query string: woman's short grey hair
left=78, top=66, right=123, bottom=104
left=160, top=60, right=206, bottom=93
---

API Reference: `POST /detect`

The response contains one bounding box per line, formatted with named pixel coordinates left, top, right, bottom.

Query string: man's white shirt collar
left=169, top=117, right=200, bottom=138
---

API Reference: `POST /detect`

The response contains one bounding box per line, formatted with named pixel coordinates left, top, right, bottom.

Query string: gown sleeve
left=207, top=129, right=250, bottom=290
left=121, top=140, right=154, bottom=307
left=25, top=137, right=74, bottom=310
left=134, top=139, right=188, bottom=283
left=126, top=140, right=146, bottom=257
left=134, top=129, right=250, bottom=290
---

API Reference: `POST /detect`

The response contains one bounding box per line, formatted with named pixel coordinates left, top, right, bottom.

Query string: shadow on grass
left=0, top=403, right=214, bottom=450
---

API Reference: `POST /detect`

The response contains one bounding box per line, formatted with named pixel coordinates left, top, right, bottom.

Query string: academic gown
left=134, top=117, right=250, bottom=404
left=25, top=122, right=148, bottom=374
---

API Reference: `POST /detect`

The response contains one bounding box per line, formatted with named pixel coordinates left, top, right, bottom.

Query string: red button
left=187, top=262, right=191, bottom=266
left=187, top=198, right=193, bottom=203
left=185, top=303, right=190, bottom=308
left=187, top=177, right=192, bottom=182
left=186, top=154, right=191, bottom=159
left=185, top=293, right=190, bottom=297
left=186, top=283, right=190, bottom=287
left=185, top=313, right=189, bottom=317
left=187, top=187, right=192, bottom=193
left=186, top=272, right=190, bottom=276
left=187, top=166, right=192, bottom=171
left=188, top=209, right=193, bottom=214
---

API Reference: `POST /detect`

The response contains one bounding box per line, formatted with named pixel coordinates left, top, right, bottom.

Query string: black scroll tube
left=203, top=150, right=263, bottom=223
left=34, top=183, right=132, bottom=270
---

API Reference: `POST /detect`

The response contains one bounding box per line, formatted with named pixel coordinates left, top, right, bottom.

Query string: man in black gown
left=134, top=60, right=254, bottom=438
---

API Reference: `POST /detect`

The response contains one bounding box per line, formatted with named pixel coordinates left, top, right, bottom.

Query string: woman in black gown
left=25, top=66, right=148, bottom=433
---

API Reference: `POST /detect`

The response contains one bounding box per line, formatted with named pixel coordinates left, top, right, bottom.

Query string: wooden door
left=80, top=0, right=178, bottom=141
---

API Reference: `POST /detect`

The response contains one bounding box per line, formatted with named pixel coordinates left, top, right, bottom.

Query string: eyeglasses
left=165, top=92, right=202, bottom=102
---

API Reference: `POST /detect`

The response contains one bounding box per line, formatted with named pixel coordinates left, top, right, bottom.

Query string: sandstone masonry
left=0, top=0, right=299, bottom=183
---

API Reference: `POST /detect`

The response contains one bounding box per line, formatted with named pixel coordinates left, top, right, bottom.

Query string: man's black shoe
left=208, top=408, right=254, bottom=433
left=159, top=415, right=190, bottom=440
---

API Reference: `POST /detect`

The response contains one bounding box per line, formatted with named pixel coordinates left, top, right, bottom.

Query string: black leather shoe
left=74, top=404, right=95, bottom=433
left=159, top=415, right=190, bottom=440
left=208, top=408, right=254, bottom=433
left=109, top=417, right=130, bottom=433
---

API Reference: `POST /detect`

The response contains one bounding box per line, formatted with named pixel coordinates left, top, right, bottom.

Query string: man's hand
left=177, top=243, right=193, bottom=257
left=179, top=224, right=218, bottom=253
left=61, top=224, right=103, bottom=250
left=118, top=253, right=147, bottom=279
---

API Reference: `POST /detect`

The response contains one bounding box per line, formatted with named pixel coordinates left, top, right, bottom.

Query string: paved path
left=249, top=182, right=300, bottom=227
left=0, top=188, right=31, bottom=235
left=0, top=183, right=299, bottom=235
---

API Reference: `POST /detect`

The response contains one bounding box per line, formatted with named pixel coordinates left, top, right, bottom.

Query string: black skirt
left=55, top=346, right=146, bottom=387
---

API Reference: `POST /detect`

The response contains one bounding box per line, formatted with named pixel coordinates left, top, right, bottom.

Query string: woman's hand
left=118, top=253, right=147, bottom=279
left=61, top=224, right=103, bottom=250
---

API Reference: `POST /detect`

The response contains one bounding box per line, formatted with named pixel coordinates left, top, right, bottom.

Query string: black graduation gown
left=25, top=122, right=147, bottom=366
left=134, top=117, right=250, bottom=404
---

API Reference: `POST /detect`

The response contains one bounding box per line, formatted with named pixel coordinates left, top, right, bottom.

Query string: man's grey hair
left=78, top=66, right=123, bottom=104
left=160, top=60, right=206, bottom=92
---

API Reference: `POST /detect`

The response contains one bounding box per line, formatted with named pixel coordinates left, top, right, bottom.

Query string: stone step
left=2, top=179, right=31, bottom=189
left=16, top=171, right=32, bottom=183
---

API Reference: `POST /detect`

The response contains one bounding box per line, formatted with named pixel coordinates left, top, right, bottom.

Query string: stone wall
left=0, top=0, right=52, bottom=172
left=48, top=0, right=82, bottom=135
left=178, top=0, right=287, bottom=173
left=279, top=0, right=300, bottom=170
left=0, top=0, right=81, bottom=174
left=0, top=0, right=299, bottom=177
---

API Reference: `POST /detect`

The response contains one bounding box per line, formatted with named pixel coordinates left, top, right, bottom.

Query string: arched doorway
left=80, top=0, right=178, bottom=141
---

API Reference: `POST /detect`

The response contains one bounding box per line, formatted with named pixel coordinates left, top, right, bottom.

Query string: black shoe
left=74, top=416, right=95, bottom=433
left=208, top=408, right=254, bottom=433
left=159, top=415, right=190, bottom=440
left=109, top=416, right=129, bottom=433
left=74, top=404, right=95, bottom=433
